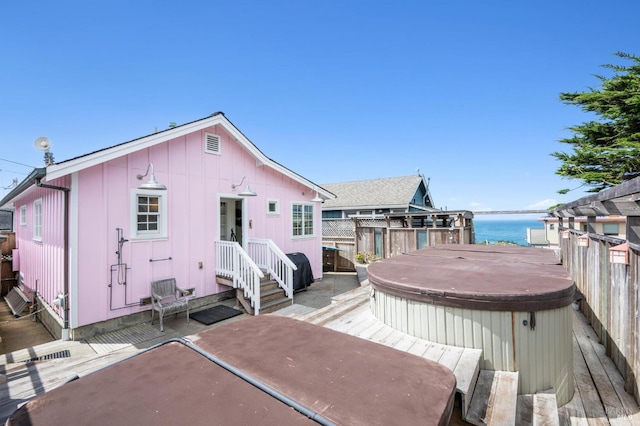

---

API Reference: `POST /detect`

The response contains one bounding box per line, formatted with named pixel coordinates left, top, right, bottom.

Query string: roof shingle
left=321, top=175, right=427, bottom=209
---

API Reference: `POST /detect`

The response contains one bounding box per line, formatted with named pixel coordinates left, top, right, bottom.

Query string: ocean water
left=474, top=219, right=543, bottom=246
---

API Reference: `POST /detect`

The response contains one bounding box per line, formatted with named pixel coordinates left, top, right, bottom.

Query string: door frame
left=218, top=194, right=250, bottom=248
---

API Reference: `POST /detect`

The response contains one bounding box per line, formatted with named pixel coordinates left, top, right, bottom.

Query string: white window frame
left=204, top=132, right=221, bottom=155
left=291, top=202, right=315, bottom=239
left=267, top=199, right=280, bottom=216
left=19, top=205, right=27, bottom=226
left=33, top=199, right=42, bottom=241
left=130, top=189, right=168, bottom=240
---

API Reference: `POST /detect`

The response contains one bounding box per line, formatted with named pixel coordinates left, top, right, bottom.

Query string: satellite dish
left=34, top=136, right=51, bottom=151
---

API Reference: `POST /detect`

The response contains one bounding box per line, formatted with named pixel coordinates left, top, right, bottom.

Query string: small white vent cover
left=204, top=133, right=220, bottom=154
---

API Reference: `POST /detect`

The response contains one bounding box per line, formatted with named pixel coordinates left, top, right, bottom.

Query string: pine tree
left=552, top=52, right=640, bottom=193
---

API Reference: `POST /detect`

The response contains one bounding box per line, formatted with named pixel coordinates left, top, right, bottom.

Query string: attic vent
left=204, top=133, right=221, bottom=154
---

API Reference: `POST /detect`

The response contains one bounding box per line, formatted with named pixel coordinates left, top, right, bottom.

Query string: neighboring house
left=532, top=216, right=626, bottom=247
left=320, top=174, right=436, bottom=218
left=0, top=112, right=334, bottom=340
left=0, top=209, right=12, bottom=231
left=320, top=175, right=474, bottom=270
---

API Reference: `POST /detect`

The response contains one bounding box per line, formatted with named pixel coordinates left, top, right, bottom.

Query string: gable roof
left=320, top=175, right=433, bottom=210
left=1, top=113, right=334, bottom=207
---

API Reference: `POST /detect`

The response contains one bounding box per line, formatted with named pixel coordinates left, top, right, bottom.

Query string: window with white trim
left=19, top=205, right=26, bottom=226
left=130, top=189, right=167, bottom=239
left=292, top=202, right=314, bottom=238
left=33, top=199, right=42, bottom=241
left=267, top=199, right=280, bottom=215
left=204, top=132, right=221, bottom=155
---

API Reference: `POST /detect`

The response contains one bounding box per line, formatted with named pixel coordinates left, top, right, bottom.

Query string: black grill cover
left=286, top=252, right=314, bottom=291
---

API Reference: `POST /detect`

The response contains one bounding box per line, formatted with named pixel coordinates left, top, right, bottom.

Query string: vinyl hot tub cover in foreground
left=367, top=244, right=576, bottom=406
left=7, top=316, right=457, bottom=426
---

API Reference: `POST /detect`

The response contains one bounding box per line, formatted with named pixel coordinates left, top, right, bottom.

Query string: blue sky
left=1, top=1, right=638, bottom=218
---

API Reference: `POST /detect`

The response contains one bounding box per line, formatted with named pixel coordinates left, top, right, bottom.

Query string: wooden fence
left=322, top=219, right=356, bottom=272
left=560, top=228, right=639, bottom=403
left=322, top=214, right=474, bottom=271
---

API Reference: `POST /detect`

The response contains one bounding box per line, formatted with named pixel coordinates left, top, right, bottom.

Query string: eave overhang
left=0, top=168, right=47, bottom=209
left=16, top=113, right=335, bottom=202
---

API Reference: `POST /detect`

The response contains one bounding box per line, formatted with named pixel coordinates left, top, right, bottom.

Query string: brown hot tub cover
left=7, top=316, right=456, bottom=426
left=368, top=244, right=575, bottom=311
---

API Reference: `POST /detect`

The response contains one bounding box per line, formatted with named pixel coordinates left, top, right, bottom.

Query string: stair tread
left=466, top=370, right=519, bottom=425
left=516, top=392, right=559, bottom=426
left=260, top=297, right=291, bottom=309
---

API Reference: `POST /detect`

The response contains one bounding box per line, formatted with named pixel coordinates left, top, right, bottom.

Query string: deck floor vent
left=24, top=350, right=71, bottom=362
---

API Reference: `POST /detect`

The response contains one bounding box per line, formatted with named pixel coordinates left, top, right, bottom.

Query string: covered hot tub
left=367, top=244, right=575, bottom=406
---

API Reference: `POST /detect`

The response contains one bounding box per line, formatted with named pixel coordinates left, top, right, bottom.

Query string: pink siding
left=12, top=176, right=69, bottom=321
left=62, top=124, right=325, bottom=327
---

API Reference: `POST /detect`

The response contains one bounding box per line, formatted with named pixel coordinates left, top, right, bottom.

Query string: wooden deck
left=560, top=307, right=640, bottom=425
left=1, top=284, right=640, bottom=425
left=0, top=350, right=136, bottom=422
left=277, top=286, right=640, bottom=425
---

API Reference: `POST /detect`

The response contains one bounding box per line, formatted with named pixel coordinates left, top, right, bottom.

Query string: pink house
left=0, top=112, right=334, bottom=340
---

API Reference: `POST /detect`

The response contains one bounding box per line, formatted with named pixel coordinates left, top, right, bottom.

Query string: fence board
left=562, top=228, right=640, bottom=405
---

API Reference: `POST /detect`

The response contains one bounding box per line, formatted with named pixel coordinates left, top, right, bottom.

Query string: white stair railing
left=247, top=238, right=296, bottom=299
left=215, top=241, right=264, bottom=314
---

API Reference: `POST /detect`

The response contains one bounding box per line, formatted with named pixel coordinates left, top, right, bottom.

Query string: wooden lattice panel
left=355, top=218, right=387, bottom=228
left=322, top=219, right=355, bottom=238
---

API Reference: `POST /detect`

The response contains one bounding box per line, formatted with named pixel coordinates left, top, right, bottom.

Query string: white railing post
left=247, top=238, right=296, bottom=299
left=215, top=241, right=263, bottom=315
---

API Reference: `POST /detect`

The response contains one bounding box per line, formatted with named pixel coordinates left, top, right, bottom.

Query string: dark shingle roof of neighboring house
left=321, top=175, right=433, bottom=210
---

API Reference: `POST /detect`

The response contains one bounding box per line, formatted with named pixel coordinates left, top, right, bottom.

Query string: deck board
left=569, top=308, right=640, bottom=426
left=304, top=287, right=485, bottom=408
left=308, top=286, right=640, bottom=426
left=573, top=314, right=631, bottom=425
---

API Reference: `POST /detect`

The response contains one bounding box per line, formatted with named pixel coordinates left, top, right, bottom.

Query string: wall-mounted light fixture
left=609, top=242, right=628, bottom=265
left=311, top=192, right=323, bottom=202
left=232, top=176, right=257, bottom=196
left=137, top=163, right=166, bottom=190
left=577, top=234, right=589, bottom=247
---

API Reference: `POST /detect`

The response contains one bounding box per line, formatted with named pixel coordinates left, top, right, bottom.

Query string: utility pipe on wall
left=36, top=178, right=71, bottom=340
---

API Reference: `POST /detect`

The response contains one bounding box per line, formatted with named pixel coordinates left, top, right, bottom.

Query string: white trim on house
left=291, top=201, right=315, bottom=239
left=33, top=198, right=42, bottom=241
left=44, top=114, right=335, bottom=202
left=19, top=205, right=26, bottom=226
left=129, top=189, right=168, bottom=240
left=70, top=172, right=79, bottom=329
left=204, top=132, right=221, bottom=155
left=267, top=199, right=280, bottom=215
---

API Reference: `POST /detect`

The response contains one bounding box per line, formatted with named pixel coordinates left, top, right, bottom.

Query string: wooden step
left=304, top=295, right=370, bottom=326
left=466, top=370, right=519, bottom=425
left=516, top=392, right=559, bottom=426
left=260, top=279, right=279, bottom=293
left=271, top=303, right=318, bottom=319
left=216, top=275, right=234, bottom=287
left=260, top=286, right=286, bottom=304
left=259, top=297, right=292, bottom=314
left=319, top=300, right=483, bottom=418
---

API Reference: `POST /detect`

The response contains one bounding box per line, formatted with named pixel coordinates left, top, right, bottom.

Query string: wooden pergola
left=550, top=176, right=640, bottom=247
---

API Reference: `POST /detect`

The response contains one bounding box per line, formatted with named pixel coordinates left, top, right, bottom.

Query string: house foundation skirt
left=370, top=291, right=574, bottom=406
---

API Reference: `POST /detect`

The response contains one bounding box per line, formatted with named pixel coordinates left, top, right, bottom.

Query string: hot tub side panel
left=370, top=290, right=574, bottom=405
